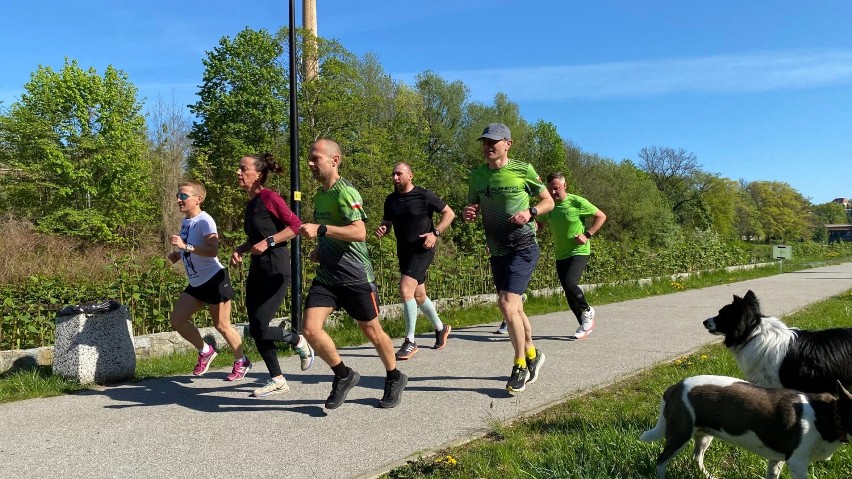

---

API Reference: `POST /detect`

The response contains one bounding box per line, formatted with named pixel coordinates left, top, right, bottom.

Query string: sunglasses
left=176, top=193, right=197, bottom=201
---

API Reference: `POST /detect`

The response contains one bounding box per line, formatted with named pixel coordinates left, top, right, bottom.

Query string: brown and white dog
left=640, top=375, right=852, bottom=479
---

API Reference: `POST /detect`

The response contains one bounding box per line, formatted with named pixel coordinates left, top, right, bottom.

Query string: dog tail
left=639, top=399, right=666, bottom=443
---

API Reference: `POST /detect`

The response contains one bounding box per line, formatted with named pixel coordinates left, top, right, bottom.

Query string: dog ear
left=838, top=381, right=852, bottom=401
left=733, top=294, right=742, bottom=302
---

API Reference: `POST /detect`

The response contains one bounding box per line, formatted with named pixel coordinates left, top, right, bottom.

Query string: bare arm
left=434, top=205, right=455, bottom=234
left=510, top=191, right=554, bottom=225
left=170, top=233, right=219, bottom=257
left=375, top=220, right=393, bottom=238
left=301, top=220, right=367, bottom=242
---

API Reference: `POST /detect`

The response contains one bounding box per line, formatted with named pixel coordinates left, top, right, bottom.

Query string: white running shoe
left=573, top=307, right=595, bottom=340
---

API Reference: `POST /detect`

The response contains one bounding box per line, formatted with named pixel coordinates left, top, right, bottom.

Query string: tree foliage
left=1, top=59, right=152, bottom=243
left=189, top=28, right=288, bottom=231
left=639, top=146, right=712, bottom=225
left=746, top=180, right=813, bottom=242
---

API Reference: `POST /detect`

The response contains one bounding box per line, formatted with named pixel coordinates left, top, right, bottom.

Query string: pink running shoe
left=226, top=358, right=252, bottom=381
left=192, top=347, right=218, bottom=376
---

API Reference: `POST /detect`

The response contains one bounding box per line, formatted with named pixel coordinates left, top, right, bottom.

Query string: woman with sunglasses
left=168, top=180, right=250, bottom=380
left=231, top=153, right=315, bottom=398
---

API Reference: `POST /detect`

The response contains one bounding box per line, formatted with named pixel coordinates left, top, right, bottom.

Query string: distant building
left=827, top=224, right=852, bottom=243
left=832, top=197, right=849, bottom=208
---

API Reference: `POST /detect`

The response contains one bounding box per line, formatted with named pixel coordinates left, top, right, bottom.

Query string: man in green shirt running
left=537, top=172, right=607, bottom=340
left=463, top=123, right=554, bottom=394
left=299, top=138, right=407, bottom=409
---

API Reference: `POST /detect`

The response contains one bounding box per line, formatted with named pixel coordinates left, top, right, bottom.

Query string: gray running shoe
left=493, top=322, right=508, bottom=335
left=433, top=325, right=451, bottom=350
left=252, top=378, right=289, bottom=398
left=395, top=338, right=418, bottom=360
left=294, top=335, right=315, bottom=371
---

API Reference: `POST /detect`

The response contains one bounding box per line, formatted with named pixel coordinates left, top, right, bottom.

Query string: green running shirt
left=538, top=194, right=599, bottom=260
left=312, top=178, right=375, bottom=285
left=467, top=159, right=545, bottom=256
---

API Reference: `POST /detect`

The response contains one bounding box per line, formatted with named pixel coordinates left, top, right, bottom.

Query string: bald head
left=312, top=138, right=342, bottom=160
left=308, top=138, right=343, bottom=187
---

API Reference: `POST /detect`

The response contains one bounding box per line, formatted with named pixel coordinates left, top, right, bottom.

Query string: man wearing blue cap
left=463, top=123, right=554, bottom=394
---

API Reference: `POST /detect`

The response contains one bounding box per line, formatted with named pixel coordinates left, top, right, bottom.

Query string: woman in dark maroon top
left=231, top=153, right=315, bottom=398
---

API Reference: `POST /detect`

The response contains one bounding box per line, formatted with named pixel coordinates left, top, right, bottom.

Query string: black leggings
left=556, top=255, right=590, bottom=323
left=246, top=271, right=299, bottom=377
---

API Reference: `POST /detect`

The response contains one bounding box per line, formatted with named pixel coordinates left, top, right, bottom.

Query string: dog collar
left=835, top=402, right=848, bottom=444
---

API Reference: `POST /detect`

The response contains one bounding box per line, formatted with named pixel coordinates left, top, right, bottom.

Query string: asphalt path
left=2, top=262, right=851, bottom=478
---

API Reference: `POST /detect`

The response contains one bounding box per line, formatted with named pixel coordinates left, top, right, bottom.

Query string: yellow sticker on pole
left=293, top=191, right=302, bottom=201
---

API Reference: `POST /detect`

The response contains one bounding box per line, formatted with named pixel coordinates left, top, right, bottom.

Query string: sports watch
left=529, top=206, right=538, bottom=218
left=433, top=228, right=441, bottom=237
left=266, top=236, right=276, bottom=247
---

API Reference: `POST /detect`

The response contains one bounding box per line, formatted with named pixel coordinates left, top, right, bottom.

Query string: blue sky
left=2, top=1, right=850, bottom=204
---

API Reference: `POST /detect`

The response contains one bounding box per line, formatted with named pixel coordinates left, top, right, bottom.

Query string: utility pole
left=303, top=0, right=318, bottom=81
left=289, top=0, right=303, bottom=332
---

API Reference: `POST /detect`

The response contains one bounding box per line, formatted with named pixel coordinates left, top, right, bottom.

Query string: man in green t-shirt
left=537, top=172, right=607, bottom=340
left=463, top=123, right=554, bottom=394
left=299, top=138, right=407, bottom=409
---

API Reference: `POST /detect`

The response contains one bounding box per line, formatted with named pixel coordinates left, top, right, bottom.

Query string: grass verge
left=381, top=290, right=852, bottom=479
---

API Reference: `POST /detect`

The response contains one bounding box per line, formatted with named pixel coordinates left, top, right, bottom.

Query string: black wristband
left=584, top=230, right=593, bottom=238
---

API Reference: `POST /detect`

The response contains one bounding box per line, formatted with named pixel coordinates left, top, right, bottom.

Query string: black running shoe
left=506, top=365, right=529, bottom=394
left=325, top=369, right=360, bottom=409
left=527, top=349, right=546, bottom=384
left=380, top=372, right=408, bottom=408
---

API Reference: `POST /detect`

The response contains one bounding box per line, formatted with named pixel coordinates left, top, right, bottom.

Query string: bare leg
left=209, top=300, right=243, bottom=359
left=358, top=317, right=396, bottom=371
left=302, top=306, right=340, bottom=367
left=498, top=291, right=534, bottom=361
left=170, top=293, right=205, bottom=350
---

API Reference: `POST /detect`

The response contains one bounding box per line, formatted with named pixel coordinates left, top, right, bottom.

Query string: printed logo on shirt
left=350, top=201, right=363, bottom=210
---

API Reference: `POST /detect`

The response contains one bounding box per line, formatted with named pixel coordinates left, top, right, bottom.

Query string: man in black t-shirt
left=375, top=163, right=455, bottom=360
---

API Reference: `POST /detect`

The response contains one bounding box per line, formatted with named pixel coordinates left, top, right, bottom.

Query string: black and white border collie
left=640, top=375, right=852, bottom=479
left=703, top=290, right=852, bottom=393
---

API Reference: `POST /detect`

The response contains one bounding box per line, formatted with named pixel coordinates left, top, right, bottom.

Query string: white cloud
left=423, top=50, right=852, bottom=101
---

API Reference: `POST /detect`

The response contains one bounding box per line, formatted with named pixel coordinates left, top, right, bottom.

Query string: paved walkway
left=2, top=263, right=851, bottom=478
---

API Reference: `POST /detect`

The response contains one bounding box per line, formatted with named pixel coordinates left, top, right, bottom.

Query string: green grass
left=383, top=288, right=852, bottom=479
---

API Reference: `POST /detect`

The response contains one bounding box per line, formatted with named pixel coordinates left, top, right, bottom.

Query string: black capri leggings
left=556, top=255, right=590, bottom=323
left=246, top=270, right=299, bottom=377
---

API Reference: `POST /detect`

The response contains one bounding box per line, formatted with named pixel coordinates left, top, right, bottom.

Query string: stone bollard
left=53, top=301, right=136, bottom=384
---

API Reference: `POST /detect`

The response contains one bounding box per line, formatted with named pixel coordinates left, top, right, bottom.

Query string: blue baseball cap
left=479, top=123, right=512, bottom=141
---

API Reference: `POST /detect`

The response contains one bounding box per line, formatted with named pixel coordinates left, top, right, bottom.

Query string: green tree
left=700, top=176, right=742, bottom=240
left=527, top=120, right=571, bottom=184
left=189, top=28, right=288, bottom=231
left=747, top=181, right=813, bottom=242
left=638, top=146, right=712, bottom=225
left=569, top=154, right=676, bottom=244
left=811, top=201, right=848, bottom=242
left=733, top=181, right=763, bottom=241
left=1, top=59, right=152, bottom=243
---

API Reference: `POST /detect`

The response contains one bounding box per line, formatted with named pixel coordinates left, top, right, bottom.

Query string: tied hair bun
left=260, top=152, right=283, bottom=175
